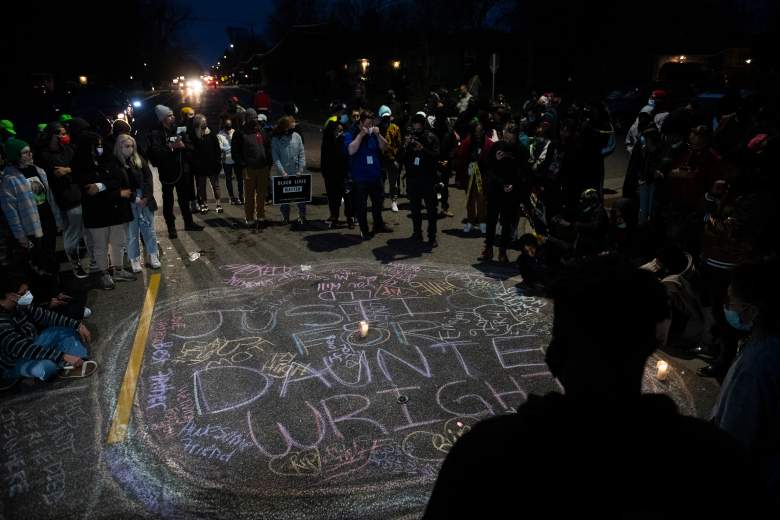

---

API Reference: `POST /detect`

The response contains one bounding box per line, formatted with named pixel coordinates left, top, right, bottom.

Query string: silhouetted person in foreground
left=424, top=257, right=765, bottom=519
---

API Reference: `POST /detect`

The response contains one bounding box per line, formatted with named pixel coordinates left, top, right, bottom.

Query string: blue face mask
left=724, top=306, right=752, bottom=331
left=339, top=114, right=349, bottom=124
left=647, top=99, right=656, bottom=107
left=17, top=291, right=34, bottom=306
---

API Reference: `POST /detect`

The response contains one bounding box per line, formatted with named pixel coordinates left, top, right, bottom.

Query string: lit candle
left=359, top=321, right=369, bottom=338
left=656, top=360, right=670, bottom=381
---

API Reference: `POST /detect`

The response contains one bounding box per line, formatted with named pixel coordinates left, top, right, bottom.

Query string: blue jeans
left=2, top=327, right=88, bottom=381
left=280, top=202, right=307, bottom=221
left=63, top=205, right=84, bottom=261
left=638, top=182, right=655, bottom=225
left=127, top=203, right=159, bottom=260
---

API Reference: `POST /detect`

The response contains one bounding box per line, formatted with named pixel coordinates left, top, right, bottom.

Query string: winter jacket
left=232, top=124, right=270, bottom=169
left=147, top=123, right=193, bottom=183
left=271, top=132, right=306, bottom=176
left=483, top=141, right=526, bottom=196
left=190, top=129, right=222, bottom=178
left=37, top=144, right=81, bottom=210
left=76, top=157, right=133, bottom=229
left=380, top=122, right=402, bottom=161
left=117, top=157, right=158, bottom=212
left=321, top=121, right=348, bottom=180
left=0, top=164, right=62, bottom=241
left=217, top=129, right=235, bottom=165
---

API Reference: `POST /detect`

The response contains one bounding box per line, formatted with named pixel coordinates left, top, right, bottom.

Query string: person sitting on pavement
left=424, top=257, right=765, bottom=518
left=712, top=260, right=780, bottom=507
left=552, top=188, right=609, bottom=259
left=0, top=271, right=96, bottom=389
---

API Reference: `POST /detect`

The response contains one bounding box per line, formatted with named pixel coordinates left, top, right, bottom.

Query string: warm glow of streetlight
left=679, top=55, right=687, bottom=61
left=392, top=60, right=401, bottom=69
left=360, top=58, right=369, bottom=73
left=745, top=58, right=752, bottom=64
left=79, top=76, right=88, bottom=85
left=230, top=44, right=234, bottom=48
left=223, top=55, right=227, bottom=59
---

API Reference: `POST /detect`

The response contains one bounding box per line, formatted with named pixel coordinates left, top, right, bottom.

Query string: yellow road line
left=106, top=273, right=161, bottom=444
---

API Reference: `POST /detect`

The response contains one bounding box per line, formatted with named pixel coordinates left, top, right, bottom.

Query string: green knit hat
left=5, top=138, right=30, bottom=163
left=37, top=123, right=48, bottom=133
left=59, top=114, right=73, bottom=123
left=0, top=119, right=16, bottom=136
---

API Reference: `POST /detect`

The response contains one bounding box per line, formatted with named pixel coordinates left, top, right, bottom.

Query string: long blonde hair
left=193, top=114, right=209, bottom=140
left=114, top=133, right=143, bottom=169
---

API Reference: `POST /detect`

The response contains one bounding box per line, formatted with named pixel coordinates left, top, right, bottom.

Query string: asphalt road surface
left=0, top=87, right=718, bottom=519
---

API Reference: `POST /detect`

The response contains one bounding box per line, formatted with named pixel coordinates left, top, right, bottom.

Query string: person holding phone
left=344, top=111, right=392, bottom=240
left=148, top=105, right=203, bottom=239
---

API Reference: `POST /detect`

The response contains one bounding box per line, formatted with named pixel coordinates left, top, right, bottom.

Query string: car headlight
left=117, top=113, right=126, bottom=120
left=133, top=100, right=142, bottom=108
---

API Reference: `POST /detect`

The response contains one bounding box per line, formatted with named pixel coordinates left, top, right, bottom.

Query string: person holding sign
left=401, top=113, right=440, bottom=247
left=271, top=117, right=307, bottom=226
left=344, top=111, right=393, bottom=240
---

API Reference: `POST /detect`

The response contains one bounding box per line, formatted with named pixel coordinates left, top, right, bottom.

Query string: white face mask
left=17, top=291, right=34, bottom=306
left=96, top=147, right=104, bottom=156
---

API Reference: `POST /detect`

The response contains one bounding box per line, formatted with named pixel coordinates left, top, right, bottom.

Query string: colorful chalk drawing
left=96, top=261, right=697, bottom=519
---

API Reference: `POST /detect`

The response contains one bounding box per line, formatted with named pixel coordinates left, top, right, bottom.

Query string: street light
left=745, top=58, right=752, bottom=64
left=79, top=76, right=88, bottom=85
left=360, top=58, right=369, bottom=74
left=392, top=60, right=401, bottom=69
left=679, top=55, right=687, bottom=62
left=230, top=44, right=234, bottom=48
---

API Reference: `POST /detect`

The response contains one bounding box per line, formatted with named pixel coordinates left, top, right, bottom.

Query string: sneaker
left=360, top=231, right=372, bottom=241
left=130, top=258, right=143, bottom=273
left=72, top=263, right=89, bottom=279
left=236, top=198, right=244, bottom=205
left=215, top=204, right=223, bottom=214
left=245, top=219, right=256, bottom=228
left=479, top=223, right=487, bottom=234
left=149, top=253, right=161, bottom=269
left=428, top=239, right=439, bottom=248
left=89, top=259, right=99, bottom=273
left=347, top=218, right=355, bottom=229
left=83, top=307, right=92, bottom=319
left=100, top=272, right=115, bottom=290
left=437, top=193, right=442, bottom=200
left=184, top=223, right=204, bottom=231
left=113, top=268, right=137, bottom=282
left=329, top=219, right=341, bottom=229
left=439, top=210, right=455, bottom=218
left=391, top=200, right=399, bottom=212
left=200, top=204, right=209, bottom=214
left=498, top=250, right=510, bottom=263
left=463, top=223, right=473, bottom=233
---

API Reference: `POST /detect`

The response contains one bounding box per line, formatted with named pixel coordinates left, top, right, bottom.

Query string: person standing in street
left=147, top=105, right=202, bottom=239
left=36, top=122, right=87, bottom=278
left=217, top=115, right=242, bottom=205
left=271, top=116, right=307, bottom=226
left=378, top=105, right=402, bottom=212
left=344, top=111, right=392, bottom=240
left=321, top=110, right=353, bottom=229
left=233, top=109, right=271, bottom=229
left=401, top=113, right=440, bottom=248
left=190, top=114, right=223, bottom=215
left=112, top=134, right=160, bottom=273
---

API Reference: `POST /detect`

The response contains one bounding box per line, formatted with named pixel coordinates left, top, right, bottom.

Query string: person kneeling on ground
left=424, top=257, right=765, bottom=518
left=0, top=271, right=95, bottom=389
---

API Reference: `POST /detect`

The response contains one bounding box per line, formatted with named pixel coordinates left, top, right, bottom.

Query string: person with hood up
left=36, top=122, right=87, bottom=278
left=147, top=104, right=202, bottom=239
left=74, top=132, right=135, bottom=290
left=401, top=113, right=440, bottom=247
left=190, top=114, right=223, bottom=214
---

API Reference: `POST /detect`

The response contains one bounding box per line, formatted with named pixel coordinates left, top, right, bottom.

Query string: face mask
left=17, top=291, right=33, bottom=306
left=96, top=147, right=104, bottom=156
left=724, top=306, right=752, bottom=331
left=647, top=99, right=656, bottom=107
left=59, top=135, right=71, bottom=146
left=339, top=114, right=349, bottom=124
left=616, top=222, right=627, bottom=229
left=639, top=136, right=647, bottom=147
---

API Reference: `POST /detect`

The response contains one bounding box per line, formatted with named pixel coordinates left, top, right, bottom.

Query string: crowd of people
left=1, top=79, right=778, bottom=509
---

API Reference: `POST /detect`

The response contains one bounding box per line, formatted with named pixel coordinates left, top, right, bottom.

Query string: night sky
left=185, top=0, right=274, bottom=66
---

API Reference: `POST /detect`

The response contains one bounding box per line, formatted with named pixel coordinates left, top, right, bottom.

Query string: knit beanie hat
left=155, top=105, right=174, bottom=122
left=0, top=119, right=16, bottom=136
left=5, top=138, right=30, bottom=163
left=245, top=108, right=258, bottom=121
left=378, top=105, right=391, bottom=118
left=59, top=114, right=73, bottom=123
left=181, top=106, right=195, bottom=117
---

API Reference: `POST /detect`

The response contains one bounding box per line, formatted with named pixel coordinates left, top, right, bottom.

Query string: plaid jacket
left=0, top=304, right=80, bottom=369
left=0, top=164, right=62, bottom=241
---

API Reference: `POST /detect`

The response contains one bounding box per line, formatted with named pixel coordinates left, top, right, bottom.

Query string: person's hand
left=53, top=166, right=71, bottom=177
left=120, top=189, right=133, bottom=199
left=504, top=184, right=513, bottom=193
left=496, top=150, right=506, bottom=161
left=359, top=126, right=369, bottom=137
left=78, top=324, right=91, bottom=345
left=62, top=354, right=84, bottom=367
left=49, top=297, right=66, bottom=308
left=413, top=141, right=423, bottom=151
left=86, top=184, right=100, bottom=196
left=282, top=171, right=288, bottom=177
left=137, top=197, right=147, bottom=208
left=371, top=126, right=380, bottom=135
left=172, top=137, right=185, bottom=150
left=654, top=170, right=664, bottom=180
left=18, top=237, right=31, bottom=249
